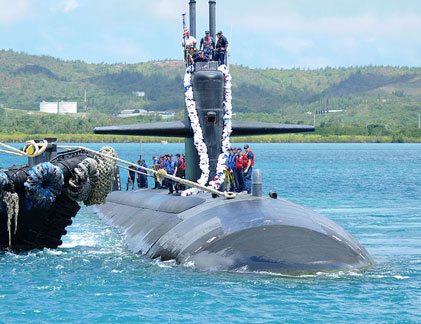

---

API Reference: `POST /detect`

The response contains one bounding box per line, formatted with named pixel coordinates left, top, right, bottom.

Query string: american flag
left=183, top=25, right=189, bottom=38
left=182, top=14, right=189, bottom=39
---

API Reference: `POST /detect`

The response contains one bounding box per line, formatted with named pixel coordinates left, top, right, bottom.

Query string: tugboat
left=0, top=140, right=117, bottom=250
left=91, top=1, right=374, bottom=274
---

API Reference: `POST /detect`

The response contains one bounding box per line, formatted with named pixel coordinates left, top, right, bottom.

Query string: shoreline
left=1, top=133, right=420, bottom=143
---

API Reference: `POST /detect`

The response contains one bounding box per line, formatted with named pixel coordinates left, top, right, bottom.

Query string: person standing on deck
left=136, top=159, right=142, bottom=188
left=166, top=155, right=176, bottom=194
left=127, top=162, right=136, bottom=191
left=139, top=159, right=148, bottom=188
left=214, top=30, right=228, bottom=65
left=228, top=147, right=238, bottom=192
left=152, top=156, right=160, bottom=189
left=199, top=31, right=215, bottom=61
left=161, top=155, right=169, bottom=189
left=243, top=144, right=254, bottom=194
left=235, top=148, right=244, bottom=193
left=174, top=153, right=186, bottom=193
left=182, top=31, right=197, bottom=64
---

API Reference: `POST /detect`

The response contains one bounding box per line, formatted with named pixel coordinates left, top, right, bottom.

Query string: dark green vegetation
left=0, top=50, right=420, bottom=142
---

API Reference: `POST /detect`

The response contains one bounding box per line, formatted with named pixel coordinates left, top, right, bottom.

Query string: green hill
left=1, top=49, right=421, bottom=139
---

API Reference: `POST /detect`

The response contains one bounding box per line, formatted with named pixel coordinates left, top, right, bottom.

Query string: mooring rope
left=0, top=142, right=236, bottom=201
left=117, top=164, right=153, bottom=178
left=0, top=140, right=48, bottom=157
left=57, top=145, right=235, bottom=199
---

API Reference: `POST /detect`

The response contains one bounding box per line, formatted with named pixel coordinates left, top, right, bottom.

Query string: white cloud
left=0, top=0, right=31, bottom=24
left=274, top=38, right=313, bottom=53
left=62, top=0, right=79, bottom=12
left=146, top=0, right=186, bottom=21
left=50, top=0, right=80, bottom=13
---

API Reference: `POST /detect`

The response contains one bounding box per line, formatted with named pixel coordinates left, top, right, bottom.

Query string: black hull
left=93, top=190, right=374, bottom=275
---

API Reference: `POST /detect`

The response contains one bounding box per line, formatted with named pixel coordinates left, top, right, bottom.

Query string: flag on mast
left=182, top=13, right=189, bottom=38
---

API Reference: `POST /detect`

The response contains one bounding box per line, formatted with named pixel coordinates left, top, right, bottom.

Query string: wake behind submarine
left=92, top=0, right=374, bottom=274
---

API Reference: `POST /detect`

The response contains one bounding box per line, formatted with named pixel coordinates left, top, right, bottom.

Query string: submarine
left=92, top=0, right=374, bottom=274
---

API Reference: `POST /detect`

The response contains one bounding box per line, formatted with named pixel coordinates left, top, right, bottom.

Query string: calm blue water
left=1, top=143, right=420, bottom=323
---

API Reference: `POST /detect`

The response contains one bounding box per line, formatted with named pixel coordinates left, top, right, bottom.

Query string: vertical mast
left=209, top=0, right=216, bottom=41
left=189, top=0, right=196, bottom=38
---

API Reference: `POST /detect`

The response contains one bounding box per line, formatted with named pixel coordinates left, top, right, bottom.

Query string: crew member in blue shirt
left=138, top=159, right=148, bottom=188
left=166, top=155, right=176, bottom=194
left=227, top=147, right=238, bottom=191
left=161, top=155, right=169, bottom=189
left=152, top=156, right=160, bottom=189
left=214, top=30, right=228, bottom=65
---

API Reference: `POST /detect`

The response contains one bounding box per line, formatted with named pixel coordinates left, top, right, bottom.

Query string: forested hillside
left=1, top=49, right=421, bottom=134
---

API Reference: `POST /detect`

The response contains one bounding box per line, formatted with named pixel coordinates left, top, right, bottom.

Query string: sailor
left=214, top=30, right=228, bottom=65
left=228, top=147, right=238, bottom=191
left=166, top=154, right=176, bottom=194
left=224, top=148, right=234, bottom=191
left=182, top=31, right=197, bottom=64
left=195, top=51, right=209, bottom=63
left=161, top=155, right=169, bottom=189
left=182, top=30, right=197, bottom=48
left=136, top=159, right=142, bottom=188
left=243, top=144, right=254, bottom=194
left=174, top=153, right=186, bottom=193
left=199, top=31, right=214, bottom=60
left=139, top=159, right=148, bottom=188
left=127, top=162, right=136, bottom=191
left=188, top=48, right=199, bottom=67
left=235, top=148, right=245, bottom=192
left=152, top=156, right=160, bottom=189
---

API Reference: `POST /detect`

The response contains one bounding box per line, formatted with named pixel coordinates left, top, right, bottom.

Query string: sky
left=1, top=0, right=421, bottom=69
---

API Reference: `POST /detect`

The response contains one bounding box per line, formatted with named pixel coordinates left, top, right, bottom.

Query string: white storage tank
left=40, top=101, right=58, bottom=114
left=59, top=101, right=77, bottom=114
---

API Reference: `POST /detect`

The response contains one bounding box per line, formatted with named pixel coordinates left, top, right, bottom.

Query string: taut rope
left=58, top=145, right=235, bottom=199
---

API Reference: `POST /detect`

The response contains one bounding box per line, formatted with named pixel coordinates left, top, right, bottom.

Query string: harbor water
left=1, top=143, right=420, bottom=323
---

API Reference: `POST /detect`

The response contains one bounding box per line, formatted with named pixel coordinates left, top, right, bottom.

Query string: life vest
left=202, top=36, right=212, bottom=48
left=245, top=150, right=254, bottom=167
left=236, top=153, right=244, bottom=170
left=177, top=158, right=186, bottom=172
left=242, top=153, right=249, bottom=169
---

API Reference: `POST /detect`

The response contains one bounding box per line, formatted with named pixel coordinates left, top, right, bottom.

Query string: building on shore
left=58, top=101, right=77, bottom=114
left=40, top=101, right=77, bottom=114
left=40, top=101, right=58, bottom=114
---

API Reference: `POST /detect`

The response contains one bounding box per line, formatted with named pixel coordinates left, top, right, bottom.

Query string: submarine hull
left=93, top=190, right=373, bottom=275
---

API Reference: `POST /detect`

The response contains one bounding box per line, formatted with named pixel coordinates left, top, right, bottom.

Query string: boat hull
left=93, top=189, right=373, bottom=274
